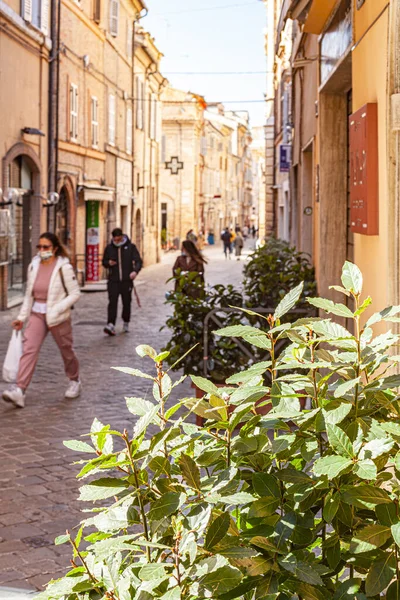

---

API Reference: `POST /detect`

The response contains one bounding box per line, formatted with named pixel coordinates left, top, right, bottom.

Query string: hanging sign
left=279, top=144, right=292, bottom=172
left=86, top=200, right=100, bottom=282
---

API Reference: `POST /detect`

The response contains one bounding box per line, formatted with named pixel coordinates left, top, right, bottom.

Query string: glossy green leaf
left=63, top=440, right=96, bottom=453
left=274, top=282, right=304, bottom=320
left=326, top=423, right=354, bottom=457
left=332, top=579, right=361, bottom=600
left=353, top=459, right=377, bottom=480
left=341, top=486, right=391, bottom=509
left=205, top=513, right=230, bottom=549
left=313, top=455, right=353, bottom=479
left=350, top=524, right=391, bottom=554
left=148, top=492, right=181, bottom=521
left=365, top=553, right=396, bottom=596
left=307, top=297, right=354, bottom=319
left=341, top=261, right=363, bottom=295
left=387, top=581, right=400, bottom=600
left=79, top=478, right=128, bottom=502
left=179, top=454, right=201, bottom=491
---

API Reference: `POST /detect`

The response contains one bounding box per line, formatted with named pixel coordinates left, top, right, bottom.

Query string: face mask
left=39, top=250, right=53, bottom=261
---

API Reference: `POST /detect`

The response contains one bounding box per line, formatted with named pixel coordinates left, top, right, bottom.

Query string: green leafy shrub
left=41, top=262, right=400, bottom=600
left=243, top=237, right=317, bottom=309
left=162, top=278, right=249, bottom=381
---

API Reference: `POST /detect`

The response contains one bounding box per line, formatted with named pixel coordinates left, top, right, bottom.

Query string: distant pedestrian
left=197, top=231, right=205, bottom=250
left=221, top=227, right=232, bottom=259
left=234, top=231, right=244, bottom=260
left=242, top=225, right=249, bottom=240
left=102, top=228, right=143, bottom=336
left=252, top=225, right=256, bottom=239
left=207, top=230, right=215, bottom=245
left=186, top=229, right=198, bottom=245
left=172, top=240, right=207, bottom=298
left=2, top=232, right=81, bottom=408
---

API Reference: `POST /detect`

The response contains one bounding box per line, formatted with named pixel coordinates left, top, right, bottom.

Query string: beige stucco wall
left=352, top=6, right=389, bottom=315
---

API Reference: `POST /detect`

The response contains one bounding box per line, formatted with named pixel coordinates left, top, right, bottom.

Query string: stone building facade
left=0, top=0, right=51, bottom=308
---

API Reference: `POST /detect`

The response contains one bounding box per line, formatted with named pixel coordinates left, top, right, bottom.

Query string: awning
left=79, top=184, right=114, bottom=203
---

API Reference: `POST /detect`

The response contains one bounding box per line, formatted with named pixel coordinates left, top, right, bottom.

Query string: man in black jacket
left=102, top=228, right=143, bottom=335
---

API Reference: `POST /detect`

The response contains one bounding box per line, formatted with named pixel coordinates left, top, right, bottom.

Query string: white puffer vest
left=17, top=256, right=81, bottom=327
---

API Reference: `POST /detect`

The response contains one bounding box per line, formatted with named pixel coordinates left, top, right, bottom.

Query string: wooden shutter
left=91, top=96, right=98, bottom=147
left=23, top=0, right=32, bottom=22
left=108, top=94, right=115, bottom=145
left=161, top=135, right=166, bottom=163
left=151, top=94, right=157, bottom=140
left=40, top=0, right=49, bottom=35
left=127, top=21, right=132, bottom=58
left=70, top=84, right=78, bottom=141
left=109, top=0, right=118, bottom=36
left=93, top=0, right=101, bottom=23
left=126, top=107, right=132, bottom=154
left=136, top=77, right=143, bottom=130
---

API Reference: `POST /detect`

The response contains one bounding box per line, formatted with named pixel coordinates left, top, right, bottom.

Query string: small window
left=150, top=93, right=157, bottom=140
left=126, top=107, right=132, bottom=154
left=93, top=0, right=101, bottom=23
left=161, top=135, right=166, bottom=163
left=108, top=94, right=115, bottom=145
left=109, top=0, right=118, bottom=36
left=127, top=21, right=132, bottom=57
left=70, top=83, right=78, bottom=142
left=91, top=96, right=99, bottom=148
left=136, top=77, right=144, bottom=130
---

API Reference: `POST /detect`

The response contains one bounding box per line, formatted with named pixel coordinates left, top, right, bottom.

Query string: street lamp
left=0, top=188, right=22, bottom=207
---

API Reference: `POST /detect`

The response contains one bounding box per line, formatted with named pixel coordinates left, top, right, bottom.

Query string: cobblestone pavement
left=0, top=243, right=249, bottom=592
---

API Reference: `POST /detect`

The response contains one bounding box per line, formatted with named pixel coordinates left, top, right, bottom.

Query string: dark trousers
left=107, top=281, right=133, bottom=325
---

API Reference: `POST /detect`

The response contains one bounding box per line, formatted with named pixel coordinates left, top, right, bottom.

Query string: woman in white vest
left=2, top=232, right=81, bottom=408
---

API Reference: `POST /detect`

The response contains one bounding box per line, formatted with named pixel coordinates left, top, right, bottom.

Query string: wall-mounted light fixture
left=21, top=127, right=45, bottom=136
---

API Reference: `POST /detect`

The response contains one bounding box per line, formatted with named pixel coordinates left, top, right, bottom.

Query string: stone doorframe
left=2, top=142, right=42, bottom=194
left=57, top=174, right=77, bottom=265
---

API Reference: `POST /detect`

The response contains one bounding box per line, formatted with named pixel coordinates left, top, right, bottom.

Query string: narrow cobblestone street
left=0, top=244, right=248, bottom=593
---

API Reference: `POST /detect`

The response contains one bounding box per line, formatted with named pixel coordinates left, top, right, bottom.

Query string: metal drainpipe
left=131, top=7, right=148, bottom=247
left=54, top=0, right=61, bottom=233
left=47, top=0, right=58, bottom=230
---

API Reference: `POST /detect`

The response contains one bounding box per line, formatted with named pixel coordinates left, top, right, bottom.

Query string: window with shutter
left=93, top=0, right=101, bottom=23
left=70, top=84, right=78, bottom=142
left=91, top=96, right=99, bottom=148
left=136, top=77, right=143, bottom=130
left=127, top=21, right=132, bottom=58
left=150, top=94, right=157, bottom=140
left=126, top=107, right=132, bottom=154
left=108, top=94, right=116, bottom=145
left=109, top=0, right=118, bottom=36
left=22, top=0, right=32, bottom=22
left=40, top=0, right=48, bottom=34
left=161, top=135, right=166, bottom=163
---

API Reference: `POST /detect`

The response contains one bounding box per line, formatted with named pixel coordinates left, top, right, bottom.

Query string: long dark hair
left=39, top=232, right=69, bottom=258
left=182, top=240, right=207, bottom=265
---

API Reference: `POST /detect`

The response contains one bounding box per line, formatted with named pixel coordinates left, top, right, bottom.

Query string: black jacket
left=102, top=236, right=143, bottom=283
left=221, top=231, right=231, bottom=245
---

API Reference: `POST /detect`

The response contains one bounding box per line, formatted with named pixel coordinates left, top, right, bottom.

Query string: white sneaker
left=122, top=322, right=129, bottom=333
left=104, top=323, right=116, bottom=336
left=2, top=386, right=25, bottom=408
left=65, top=379, right=81, bottom=399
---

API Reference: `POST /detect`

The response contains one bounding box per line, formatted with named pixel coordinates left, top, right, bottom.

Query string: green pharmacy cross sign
left=165, top=156, right=184, bottom=175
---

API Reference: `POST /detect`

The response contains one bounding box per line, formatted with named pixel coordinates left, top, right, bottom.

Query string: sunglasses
left=37, top=244, right=52, bottom=250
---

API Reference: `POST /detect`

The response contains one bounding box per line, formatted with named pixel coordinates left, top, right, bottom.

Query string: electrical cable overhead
left=153, top=1, right=261, bottom=16
left=164, top=71, right=270, bottom=75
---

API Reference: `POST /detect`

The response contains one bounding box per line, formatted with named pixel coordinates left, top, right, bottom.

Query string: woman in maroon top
left=172, top=240, right=207, bottom=298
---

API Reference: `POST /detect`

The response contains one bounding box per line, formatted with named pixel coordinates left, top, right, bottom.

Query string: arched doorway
left=2, top=145, right=41, bottom=302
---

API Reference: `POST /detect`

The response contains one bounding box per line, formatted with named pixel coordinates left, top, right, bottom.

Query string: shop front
left=79, top=184, right=114, bottom=286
